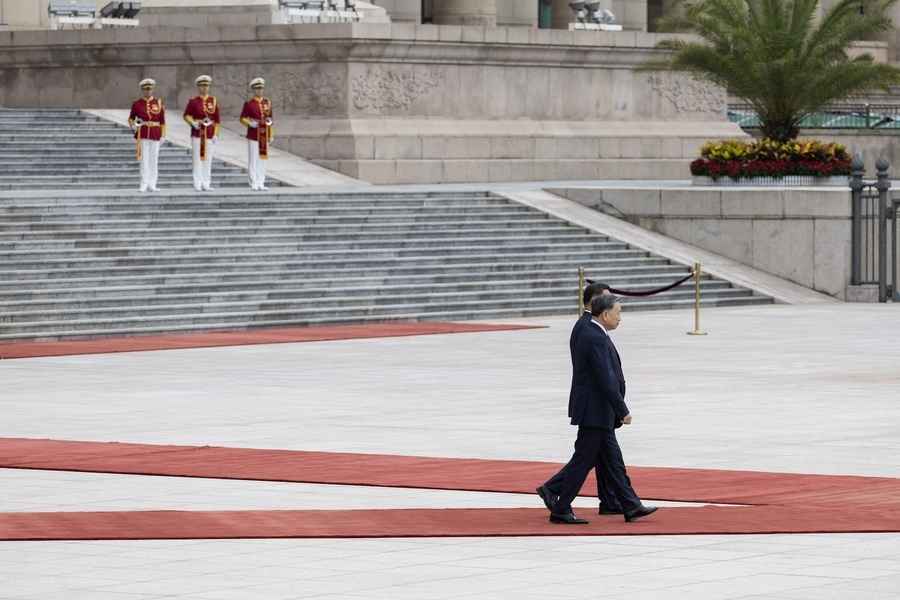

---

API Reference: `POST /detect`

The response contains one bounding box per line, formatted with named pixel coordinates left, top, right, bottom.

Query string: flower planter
left=691, top=175, right=849, bottom=187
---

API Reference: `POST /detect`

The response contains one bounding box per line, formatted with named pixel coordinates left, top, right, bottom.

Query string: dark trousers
left=544, top=455, right=622, bottom=511
left=554, top=426, right=642, bottom=515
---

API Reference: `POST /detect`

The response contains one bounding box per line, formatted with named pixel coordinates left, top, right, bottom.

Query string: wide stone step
left=2, top=183, right=257, bottom=191
left=0, top=157, right=227, bottom=165
left=0, top=254, right=673, bottom=281
left=0, top=195, right=509, bottom=210
left=0, top=132, right=132, bottom=140
left=0, top=215, right=559, bottom=234
left=0, top=279, right=734, bottom=313
left=0, top=287, right=760, bottom=328
left=0, top=294, right=772, bottom=341
left=0, top=249, right=652, bottom=273
left=0, top=139, right=174, bottom=146
left=0, top=152, right=198, bottom=160
left=0, top=210, right=541, bottom=229
left=0, top=262, right=688, bottom=291
left=3, top=165, right=248, bottom=174
left=1, top=173, right=252, bottom=183
left=0, top=270, right=700, bottom=300
left=0, top=232, right=615, bottom=252
left=0, top=237, right=645, bottom=258
left=1, top=199, right=530, bottom=213
left=0, top=209, right=538, bottom=224
left=0, top=222, right=580, bottom=241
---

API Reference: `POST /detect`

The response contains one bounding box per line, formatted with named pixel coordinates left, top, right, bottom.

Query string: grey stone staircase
left=0, top=191, right=771, bottom=340
left=0, top=108, right=273, bottom=191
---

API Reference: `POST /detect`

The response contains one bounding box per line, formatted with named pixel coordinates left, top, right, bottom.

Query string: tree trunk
left=760, top=120, right=799, bottom=143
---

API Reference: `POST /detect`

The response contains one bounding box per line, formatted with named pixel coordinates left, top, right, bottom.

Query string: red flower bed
left=691, top=139, right=852, bottom=180
left=691, top=158, right=852, bottom=179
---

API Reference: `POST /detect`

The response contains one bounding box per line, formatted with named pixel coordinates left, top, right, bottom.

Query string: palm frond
left=646, top=0, right=900, bottom=141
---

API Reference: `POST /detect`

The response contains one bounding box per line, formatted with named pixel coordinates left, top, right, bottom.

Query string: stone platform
left=0, top=23, right=745, bottom=184
left=2, top=303, right=899, bottom=597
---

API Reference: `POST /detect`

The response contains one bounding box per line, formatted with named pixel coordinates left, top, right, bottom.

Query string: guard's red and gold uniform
left=183, top=94, right=220, bottom=190
left=128, top=95, right=166, bottom=192
left=240, top=96, right=274, bottom=191
left=129, top=97, right=166, bottom=142
left=240, top=97, right=274, bottom=152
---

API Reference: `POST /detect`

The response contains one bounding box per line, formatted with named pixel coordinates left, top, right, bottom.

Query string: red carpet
left=0, top=322, right=541, bottom=359
left=2, top=506, right=899, bottom=542
left=2, top=438, right=899, bottom=540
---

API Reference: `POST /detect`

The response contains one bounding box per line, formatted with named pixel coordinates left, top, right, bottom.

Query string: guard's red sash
left=200, top=96, right=217, bottom=161
left=257, top=98, right=272, bottom=160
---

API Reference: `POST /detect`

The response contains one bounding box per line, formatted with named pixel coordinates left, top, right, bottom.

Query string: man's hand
left=249, top=119, right=259, bottom=128
left=191, top=122, right=201, bottom=130
left=622, top=414, right=633, bottom=425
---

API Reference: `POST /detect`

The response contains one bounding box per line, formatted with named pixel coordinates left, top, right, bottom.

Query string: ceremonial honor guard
left=183, top=75, right=221, bottom=191
left=239, top=77, right=274, bottom=191
left=128, top=79, right=166, bottom=193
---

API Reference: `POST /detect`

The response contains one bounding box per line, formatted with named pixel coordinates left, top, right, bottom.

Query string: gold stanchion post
left=687, top=261, right=708, bottom=336
left=577, top=266, right=585, bottom=315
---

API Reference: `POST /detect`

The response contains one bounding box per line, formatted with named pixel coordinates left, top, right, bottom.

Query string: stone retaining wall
left=549, top=186, right=853, bottom=299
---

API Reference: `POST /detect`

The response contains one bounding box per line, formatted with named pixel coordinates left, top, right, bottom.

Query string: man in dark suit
left=542, top=294, right=657, bottom=524
left=537, top=282, right=624, bottom=515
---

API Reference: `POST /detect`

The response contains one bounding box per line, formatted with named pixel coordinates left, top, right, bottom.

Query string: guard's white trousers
left=139, top=140, right=160, bottom=192
left=191, top=137, right=214, bottom=190
left=247, top=140, right=267, bottom=190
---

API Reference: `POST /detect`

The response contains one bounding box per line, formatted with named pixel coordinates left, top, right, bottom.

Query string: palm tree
left=649, top=0, right=900, bottom=141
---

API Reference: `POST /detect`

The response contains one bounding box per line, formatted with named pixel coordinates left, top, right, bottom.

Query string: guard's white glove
left=191, top=122, right=201, bottom=130
left=249, top=119, right=259, bottom=129
left=211, top=136, right=218, bottom=145
left=130, top=123, right=137, bottom=132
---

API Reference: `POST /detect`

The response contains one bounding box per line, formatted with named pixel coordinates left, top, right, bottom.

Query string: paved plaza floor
left=2, top=302, right=899, bottom=599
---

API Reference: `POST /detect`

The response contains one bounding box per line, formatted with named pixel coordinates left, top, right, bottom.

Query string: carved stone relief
left=282, top=68, right=345, bottom=115
left=352, top=67, right=443, bottom=113
left=649, top=73, right=726, bottom=115
left=213, top=64, right=250, bottom=115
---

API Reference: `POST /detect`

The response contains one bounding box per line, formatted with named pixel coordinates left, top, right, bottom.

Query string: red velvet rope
left=587, top=272, right=694, bottom=298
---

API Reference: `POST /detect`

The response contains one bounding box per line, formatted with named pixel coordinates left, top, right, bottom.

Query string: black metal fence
left=730, top=104, right=900, bottom=130
left=850, top=158, right=896, bottom=301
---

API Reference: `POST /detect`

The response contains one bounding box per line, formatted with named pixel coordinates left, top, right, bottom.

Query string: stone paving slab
left=1, top=303, right=899, bottom=597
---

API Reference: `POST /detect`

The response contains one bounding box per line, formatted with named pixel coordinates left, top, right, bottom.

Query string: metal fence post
left=850, top=154, right=865, bottom=285
left=865, top=103, right=872, bottom=129
left=876, top=158, right=892, bottom=302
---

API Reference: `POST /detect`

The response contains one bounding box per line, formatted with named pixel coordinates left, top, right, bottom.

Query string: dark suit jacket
left=567, top=311, right=593, bottom=418
left=569, top=320, right=629, bottom=429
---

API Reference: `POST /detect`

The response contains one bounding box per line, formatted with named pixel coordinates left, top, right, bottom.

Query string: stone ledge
left=324, top=158, right=690, bottom=184
left=545, top=186, right=853, bottom=299
left=0, top=23, right=698, bottom=51
left=548, top=187, right=850, bottom=220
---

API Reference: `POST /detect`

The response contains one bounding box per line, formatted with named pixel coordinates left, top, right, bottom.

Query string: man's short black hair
left=590, top=293, right=619, bottom=317
left=582, top=281, right=611, bottom=307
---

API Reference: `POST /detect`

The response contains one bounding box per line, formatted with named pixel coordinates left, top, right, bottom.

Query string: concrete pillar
left=432, top=0, right=496, bottom=27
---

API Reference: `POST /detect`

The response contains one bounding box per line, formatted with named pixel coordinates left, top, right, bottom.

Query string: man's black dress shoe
left=599, top=505, right=624, bottom=515
left=549, top=512, right=589, bottom=525
left=624, top=505, right=658, bottom=522
left=536, top=485, right=555, bottom=512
